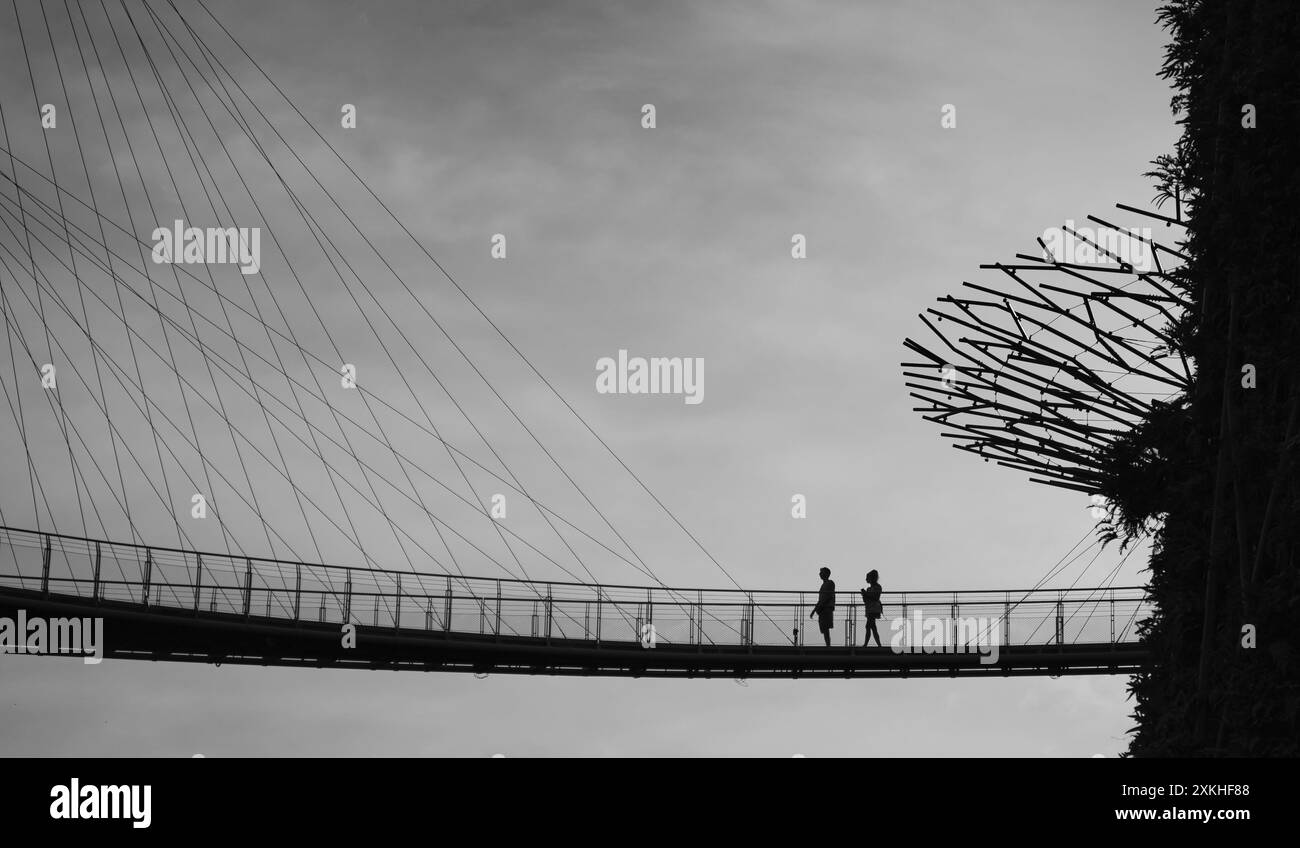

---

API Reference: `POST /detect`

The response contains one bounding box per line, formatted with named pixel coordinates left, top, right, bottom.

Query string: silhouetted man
left=810, top=566, right=835, bottom=647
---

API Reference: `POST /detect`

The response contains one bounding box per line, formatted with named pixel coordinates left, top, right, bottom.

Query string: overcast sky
left=0, top=0, right=1177, bottom=756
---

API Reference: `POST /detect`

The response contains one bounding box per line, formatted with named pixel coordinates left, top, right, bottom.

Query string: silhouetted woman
left=860, top=570, right=883, bottom=647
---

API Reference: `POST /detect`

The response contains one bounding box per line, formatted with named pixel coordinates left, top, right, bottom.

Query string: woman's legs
left=864, top=616, right=881, bottom=647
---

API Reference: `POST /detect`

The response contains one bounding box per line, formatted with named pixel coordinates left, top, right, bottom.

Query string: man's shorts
left=818, top=612, right=834, bottom=633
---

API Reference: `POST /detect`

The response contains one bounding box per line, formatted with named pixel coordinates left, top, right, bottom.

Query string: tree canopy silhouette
left=1097, top=0, right=1300, bottom=756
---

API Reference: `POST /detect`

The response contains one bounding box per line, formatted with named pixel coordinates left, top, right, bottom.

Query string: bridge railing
left=0, top=526, right=1150, bottom=649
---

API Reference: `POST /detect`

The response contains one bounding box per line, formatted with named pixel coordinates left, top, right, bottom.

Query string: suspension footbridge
left=0, top=1, right=1173, bottom=680
left=0, top=526, right=1149, bottom=677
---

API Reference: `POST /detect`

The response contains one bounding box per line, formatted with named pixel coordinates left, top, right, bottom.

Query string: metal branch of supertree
left=901, top=205, right=1192, bottom=495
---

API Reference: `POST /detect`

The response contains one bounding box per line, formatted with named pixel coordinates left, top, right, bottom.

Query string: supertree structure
left=902, top=205, right=1190, bottom=495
